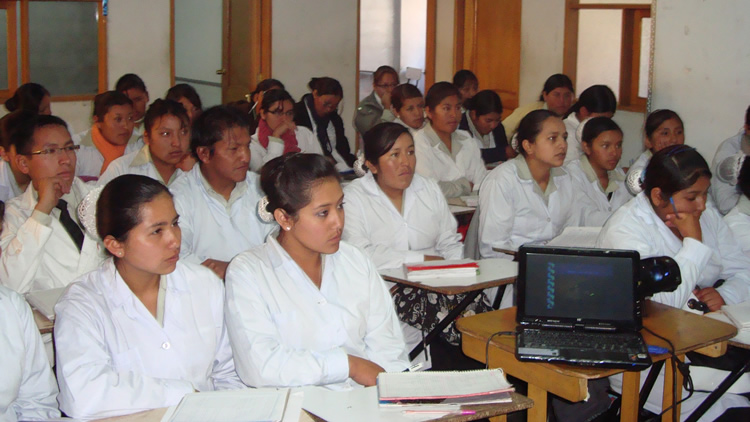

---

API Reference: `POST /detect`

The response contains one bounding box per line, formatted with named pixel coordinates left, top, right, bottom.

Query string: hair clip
left=77, top=186, right=105, bottom=241
left=626, top=168, right=646, bottom=195
left=717, top=152, right=747, bottom=185
left=353, top=154, right=367, bottom=177
left=257, top=196, right=275, bottom=223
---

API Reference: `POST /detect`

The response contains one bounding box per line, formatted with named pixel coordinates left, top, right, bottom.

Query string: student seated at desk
left=294, top=77, right=356, bottom=172
left=502, top=74, right=574, bottom=141
left=343, top=123, right=489, bottom=364
left=452, top=69, right=478, bottom=107
left=4, top=82, right=51, bottom=116
left=710, top=104, right=750, bottom=215
left=413, top=82, right=486, bottom=198
left=98, top=99, right=190, bottom=187
left=55, top=175, right=243, bottom=419
left=597, top=145, right=750, bottom=421
left=353, top=65, right=398, bottom=135
left=562, top=84, right=617, bottom=164
left=170, top=106, right=274, bottom=279
left=115, top=73, right=150, bottom=139
left=225, top=153, right=409, bottom=389
left=250, top=89, right=323, bottom=172
left=565, top=117, right=630, bottom=226
left=724, top=156, right=750, bottom=258
left=0, top=111, right=35, bottom=202
left=390, top=83, right=425, bottom=132
left=75, top=91, right=141, bottom=178
left=1, top=114, right=104, bottom=294
left=459, top=90, right=513, bottom=165
left=625, top=109, right=685, bottom=195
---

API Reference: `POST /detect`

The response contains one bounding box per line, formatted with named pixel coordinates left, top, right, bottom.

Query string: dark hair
left=738, top=158, right=750, bottom=199
left=93, top=91, right=133, bottom=121
left=390, top=84, right=423, bottom=111
left=14, top=114, right=68, bottom=155
left=0, top=110, right=37, bottom=151
left=4, top=83, right=50, bottom=113
left=363, top=122, right=411, bottom=165
left=453, top=70, right=478, bottom=89
left=567, top=85, right=616, bottom=117
left=251, top=78, right=285, bottom=98
left=190, top=105, right=250, bottom=158
left=644, top=145, right=711, bottom=200
left=516, top=109, right=557, bottom=157
left=259, top=89, right=295, bottom=112
left=644, top=109, right=683, bottom=140
left=166, top=83, right=203, bottom=111
left=260, top=153, right=340, bottom=218
left=580, top=116, right=622, bottom=145
left=308, top=77, right=343, bottom=98
left=424, top=82, right=460, bottom=110
left=538, top=74, right=574, bottom=101
left=464, top=90, right=502, bottom=116
left=374, top=66, right=399, bottom=85
left=144, top=99, right=190, bottom=134
left=97, top=175, right=172, bottom=243
left=745, top=105, right=750, bottom=127
left=115, top=73, right=147, bottom=93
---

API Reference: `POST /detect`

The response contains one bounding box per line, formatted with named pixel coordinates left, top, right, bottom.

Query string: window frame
left=563, top=0, right=651, bottom=112
left=1, top=0, right=107, bottom=103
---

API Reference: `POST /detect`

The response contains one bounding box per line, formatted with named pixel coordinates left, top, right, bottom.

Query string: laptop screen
left=517, top=246, right=640, bottom=328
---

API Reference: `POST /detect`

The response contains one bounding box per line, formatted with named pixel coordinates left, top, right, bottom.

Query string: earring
left=285, top=227, right=291, bottom=231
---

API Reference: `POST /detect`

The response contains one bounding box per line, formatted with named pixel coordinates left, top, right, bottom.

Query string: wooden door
left=454, top=0, right=521, bottom=117
left=222, top=0, right=272, bottom=103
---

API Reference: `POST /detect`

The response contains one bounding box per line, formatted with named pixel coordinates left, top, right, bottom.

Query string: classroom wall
left=651, top=0, right=750, bottom=163
left=360, top=0, right=399, bottom=72
left=271, top=0, right=358, bottom=145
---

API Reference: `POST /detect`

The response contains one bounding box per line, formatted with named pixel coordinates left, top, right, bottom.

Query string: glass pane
left=638, top=17, right=652, bottom=99
left=0, top=9, right=8, bottom=91
left=575, top=9, right=623, bottom=100
left=28, top=2, right=98, bottom=96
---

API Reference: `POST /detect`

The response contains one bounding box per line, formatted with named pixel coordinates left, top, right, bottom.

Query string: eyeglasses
left=267, top=109, right=295, bottom=118
left=26, top=145, right=80, bottom=156
left=376, top=83, right=398, bottom=89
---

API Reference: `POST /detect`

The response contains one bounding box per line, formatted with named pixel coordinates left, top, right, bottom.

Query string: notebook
left=515, top=245, right=652, bottom=370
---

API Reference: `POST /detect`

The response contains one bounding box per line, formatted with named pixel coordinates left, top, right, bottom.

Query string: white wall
left=518, top=0, right=565, bottom=105
left=360, top=0, right=398, bottom=72
left=400, top=0, right=426, bottom=90
left=272, top=0, right=358, bottom=145
left=652, top=0, right=750, bottom=163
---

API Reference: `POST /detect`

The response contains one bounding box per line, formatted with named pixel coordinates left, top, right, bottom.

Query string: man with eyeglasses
left=354, top=65, right=399, bottom=136
left=0, top=114, right=104, bottom=295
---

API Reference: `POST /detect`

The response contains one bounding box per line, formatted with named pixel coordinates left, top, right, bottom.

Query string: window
left=563, top=1, right=651, bottom=112
left=1, top=0, right=107, bottom=102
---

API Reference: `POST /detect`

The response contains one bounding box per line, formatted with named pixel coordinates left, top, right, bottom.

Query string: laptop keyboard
left=519, top=328, right=646, bottom=353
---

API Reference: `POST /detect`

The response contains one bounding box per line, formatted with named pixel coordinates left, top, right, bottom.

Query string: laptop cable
left=642, top=326, right=695, bottom=422
left=485, top=330, right=516, bottom=370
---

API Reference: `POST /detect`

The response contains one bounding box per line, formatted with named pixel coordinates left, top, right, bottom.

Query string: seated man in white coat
left=0, top=114, right=104, bottom=294
left=98, top=99, right=190, bottom=187
left=171, top=106, right=274, bottom=279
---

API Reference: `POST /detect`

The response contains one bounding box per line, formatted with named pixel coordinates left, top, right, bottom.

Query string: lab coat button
left=546, top=217, right=551, bottom=222
left=162, top=342, right=170, bottom=350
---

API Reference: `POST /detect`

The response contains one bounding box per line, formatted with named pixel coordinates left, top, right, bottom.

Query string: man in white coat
left=171, top=106, right=274, bottom=279
left=0, top=114, right=104, bottom=294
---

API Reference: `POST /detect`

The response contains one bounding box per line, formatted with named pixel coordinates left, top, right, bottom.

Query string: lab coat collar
left=579, top=155, right=625, bottom=193
left=423, top=123, right=466, bottom=158
left=737, top=195, right=750, bottom=216
left=104, top=259, right=188, bottom=315
left=359, top=171, right=426, bottom=198
left=265, top=231, right=338, bottom=278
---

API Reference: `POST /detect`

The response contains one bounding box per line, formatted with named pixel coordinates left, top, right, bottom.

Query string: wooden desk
left=457, top=301, right=737, bottom=422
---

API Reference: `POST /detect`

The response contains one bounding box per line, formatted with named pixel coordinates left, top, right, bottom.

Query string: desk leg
left=408, top=290, right=481, bottom=360
left=662, top=355, right=684, bottom=422
left=527, top=383, right=547, bottom=422
left=621, top=371, right=640, bottom=422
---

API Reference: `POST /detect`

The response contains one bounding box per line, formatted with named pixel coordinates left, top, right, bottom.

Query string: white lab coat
left=0, top=160, right=23, bottom=203
left=562, top=113, right=581, bottom=164
left=413, top=123, right=487, bottom=198
left=249, top=126, right=323, bottom=172
left=225, top=236, right=409, bottom=389
left=624, top=150, right=652, bottom=195
left=478, top=156, right=583, bottom=260
left=170, top=166, right=274, bottom=264
left=0, top=178, right=105, bottom=293
left=0, top=285, right=59, bottom=422
left=55, top=259, right=244, bottom=419
left=97, top=145, right=185, bottom=187
left=724, top=196, right=750, bottom=259
left=597, top=193, right=750, bottom=308
left=73, top=127, right=143, bottom=178
left=710, top=130, right=748, bottom=215
left=597, top=193, right=750, bottom=421
left=342, top=172, right=463, bottom=270
left=565, top=157, right=630, bottom=226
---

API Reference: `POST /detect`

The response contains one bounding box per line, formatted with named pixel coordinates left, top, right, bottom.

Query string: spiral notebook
left=377, top=369, right=513, bottom=406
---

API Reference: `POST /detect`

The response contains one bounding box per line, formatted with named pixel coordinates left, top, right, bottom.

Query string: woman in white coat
left=710, top=105, right=750, bottom=214
left=565, top=117, right=630, bottom=226
left=343, top=123, right=488, bottom=367
left=724, top=155, right=750, bottom=258
left=250, top=89, right=323, bottom=172
left=561, top=85, right=617, bottom=164
left=625, top=109, right=685, bottom=195
left=225, top=153, right=409, bottom=390
left=390, top=84, right=426, bottom=133
left=413, top=82, right=486, bottom=198
left=597, top=145, right=750, bottom=421
left=55, top=175, right=243, bottom=419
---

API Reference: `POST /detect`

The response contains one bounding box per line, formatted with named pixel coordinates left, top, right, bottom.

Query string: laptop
left=514, top=245, right=652, bottom=370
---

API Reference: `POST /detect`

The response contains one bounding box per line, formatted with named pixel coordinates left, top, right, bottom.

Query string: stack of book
left=405, top=260, right=479, bottom=281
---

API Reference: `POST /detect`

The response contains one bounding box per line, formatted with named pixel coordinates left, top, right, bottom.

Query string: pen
left=402, top=410, right=477, bottom=415
left=669, top=197, right=679, bottom=216
left=403, top=362, right=425, bottom=372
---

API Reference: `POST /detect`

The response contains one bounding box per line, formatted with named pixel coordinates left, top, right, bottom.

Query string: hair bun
left=510, top=133, right=519, bottom=153
left=78, top=186, right=104, bottom=240
left=716, top=152, right=746, bottom=185
left=626, top=168, right=645, bottom=195
left=257, top=196, right=274, bottom=223
left=353, top=154, right=367, bottom=177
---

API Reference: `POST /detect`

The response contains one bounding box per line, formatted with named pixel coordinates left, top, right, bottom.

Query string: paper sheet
left=169, top=389, right=289, bottom=422
left=25, top=286, right=66, bottom=320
